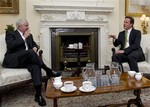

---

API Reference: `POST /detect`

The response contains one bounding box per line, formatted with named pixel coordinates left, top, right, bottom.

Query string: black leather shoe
left=44, top=67, right=62, bottom=77
left=35, top=95, right=46, bottom=106
left=51, top=70, right=62, bottom=77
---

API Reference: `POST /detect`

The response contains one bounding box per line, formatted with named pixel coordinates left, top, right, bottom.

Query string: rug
left=1, top=83, right=150, bottom=107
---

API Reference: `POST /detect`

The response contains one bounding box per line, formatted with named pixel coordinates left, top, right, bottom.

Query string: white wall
left=0, top=0, right=26, bottom=34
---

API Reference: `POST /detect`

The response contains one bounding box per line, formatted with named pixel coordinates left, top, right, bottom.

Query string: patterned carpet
left=1, top=83, right=150, bottom=107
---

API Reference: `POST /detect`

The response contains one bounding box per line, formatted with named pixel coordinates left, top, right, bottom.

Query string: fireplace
left=51, top=28, right=98, bottom=70
left=34, top=3, right=114, bottom=69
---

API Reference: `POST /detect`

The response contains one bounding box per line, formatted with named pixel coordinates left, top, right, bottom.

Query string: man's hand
left=108, top=35, right=117, bottom=40
left=115, top=50, right=124, bottom=54
left=23, top=30, right=31, bottom=38
left=32, top=47, right=37, bottom=53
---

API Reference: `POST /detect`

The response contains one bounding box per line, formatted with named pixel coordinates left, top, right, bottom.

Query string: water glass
left=88, top=76, right=97, bottom=87
left=111, top=74, right=120, bottom=85
left=100, top=75, right=110, bottom=86
left=95, top=70, right=102, bottom=87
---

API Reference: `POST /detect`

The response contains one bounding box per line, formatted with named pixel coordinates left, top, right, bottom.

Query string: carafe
left=110, top=62, right=122, bottom=85
left=84, top=63, right=97, bottom=86
left=100, top=69, right=110, bottom=86
left=86, top=63, right=95, bottom=77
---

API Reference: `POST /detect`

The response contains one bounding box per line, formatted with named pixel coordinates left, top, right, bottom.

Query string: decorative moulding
left=34, top=5, right=114, bottom=22
left=34, top=5, right=114, bottom=14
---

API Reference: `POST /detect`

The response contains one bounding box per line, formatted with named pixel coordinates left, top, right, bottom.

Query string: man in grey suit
left=109, top=16, right=145, bottom=72
left=2, top=19, right=61, bottom=106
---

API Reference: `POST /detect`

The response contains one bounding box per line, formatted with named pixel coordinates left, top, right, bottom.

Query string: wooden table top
left=46, top=73, right=150, bottom=99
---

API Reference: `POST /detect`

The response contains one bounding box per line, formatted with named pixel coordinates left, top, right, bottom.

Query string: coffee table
left=46, top=73, right=150, bottom=107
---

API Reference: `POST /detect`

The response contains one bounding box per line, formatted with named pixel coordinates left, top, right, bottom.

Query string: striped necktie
left=124, top=31, right=127, bottom=49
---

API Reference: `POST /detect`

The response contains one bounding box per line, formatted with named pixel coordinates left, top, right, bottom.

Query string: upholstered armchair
left=0, top=34, right=47, bottom=91
left=111, top=34, right=150, bottom=73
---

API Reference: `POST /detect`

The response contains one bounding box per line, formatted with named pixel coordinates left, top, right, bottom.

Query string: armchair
left=0, top=33, right=47, bottom=92
left=111, top=34, right=150, bottom=73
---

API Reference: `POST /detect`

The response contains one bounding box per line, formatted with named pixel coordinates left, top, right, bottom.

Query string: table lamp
left=140, top=14, right=150, bottom=34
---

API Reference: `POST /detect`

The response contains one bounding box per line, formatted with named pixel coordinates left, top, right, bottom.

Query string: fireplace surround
left=51, top=28, right=98, bottom=70
left=34, top=3, right=114, bottom=69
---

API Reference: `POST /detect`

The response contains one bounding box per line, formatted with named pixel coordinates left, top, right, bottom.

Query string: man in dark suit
left=109, top=16, right=145, bottom=72
left=2, top=19, right=61, bottom=106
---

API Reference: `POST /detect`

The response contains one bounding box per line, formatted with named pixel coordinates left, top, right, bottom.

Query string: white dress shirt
left=18, top=30, right=28, bottom=50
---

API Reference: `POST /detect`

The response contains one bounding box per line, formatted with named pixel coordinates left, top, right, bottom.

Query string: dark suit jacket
left=113, top=28, right=145, bottom=62
left=2, top=30, right=38, bottom=68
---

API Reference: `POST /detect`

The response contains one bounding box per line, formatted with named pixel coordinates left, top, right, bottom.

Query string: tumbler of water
left=100, top=75, right=110, bottom=86
left=88, top=76, right=97, bottom=87
left=111, top=74, right=120, bottom=85
left=95, top=70, right=102, bottom=87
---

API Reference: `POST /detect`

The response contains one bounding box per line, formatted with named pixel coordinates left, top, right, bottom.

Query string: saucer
left=60, top=86, right=77, bottom=93
left=79, top=86, right=96, bottom=92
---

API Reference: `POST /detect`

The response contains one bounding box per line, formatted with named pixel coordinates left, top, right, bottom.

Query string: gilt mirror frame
left=0, top=0, right=19, bottom=14
left=125, top=0, right=150, bottom=17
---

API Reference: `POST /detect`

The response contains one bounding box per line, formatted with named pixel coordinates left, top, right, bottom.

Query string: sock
left=35, top=85, right=42, bottom=96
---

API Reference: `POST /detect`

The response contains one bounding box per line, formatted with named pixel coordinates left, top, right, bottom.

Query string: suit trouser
left=17, top=50, right=44, bottom=86
left=112, top=50, right=140, bottom=72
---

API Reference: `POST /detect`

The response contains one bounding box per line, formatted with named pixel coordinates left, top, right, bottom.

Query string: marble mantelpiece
left=34, top=3, right=114, bottom=68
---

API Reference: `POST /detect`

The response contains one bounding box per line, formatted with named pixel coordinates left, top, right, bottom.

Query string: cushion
left=0, top=34, right=6, bottom=65
left=0, top=68, right=46, bottom=87
left=123, top=61, right=150, bottom=73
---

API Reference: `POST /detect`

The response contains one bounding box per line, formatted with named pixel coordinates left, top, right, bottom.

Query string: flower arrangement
left=5, top=24, right=15, bottom=33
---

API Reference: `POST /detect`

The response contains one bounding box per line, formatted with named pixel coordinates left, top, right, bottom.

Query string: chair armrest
left=145, top=47, right=150, bottom=63
left=111, top=48, right=115, bottom=55
left=38, top=50, right=43, bottom=59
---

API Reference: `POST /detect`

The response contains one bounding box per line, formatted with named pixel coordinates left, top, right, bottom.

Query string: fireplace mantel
left=34, top=4, right=114, bottom=23
left=34, top=5, right=114, bottom=13
left=34, top=4, right=114, bottom=68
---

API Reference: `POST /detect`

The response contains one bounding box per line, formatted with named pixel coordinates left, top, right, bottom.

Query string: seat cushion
left=0, top=34, right=6, bottom=65
left=123, top=61, right=150, bottom=73
left=0, top=67, right=46, bottom=87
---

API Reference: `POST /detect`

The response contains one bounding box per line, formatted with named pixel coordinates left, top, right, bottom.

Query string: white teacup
left=64, top=81, right=74, bottom=92
left=82, top=81, right=92, bottom=91
left=135, top=73, right=143, bottom=81
left=128, top=71, right=136, bottom=77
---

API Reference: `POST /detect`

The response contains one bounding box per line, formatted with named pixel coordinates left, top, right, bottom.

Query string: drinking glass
left=95, top=70, right=102, bottom=87
left=100, top=75, right=110, bottom=86
left=88, top=76, right=97, bottom=87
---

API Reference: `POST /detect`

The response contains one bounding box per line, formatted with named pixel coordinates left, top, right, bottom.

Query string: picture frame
left=0, top=0, right=19, bottom=14
left=125, top=0, right=150, bottom=17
